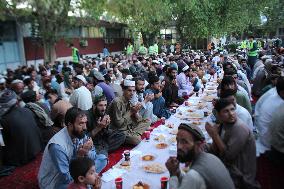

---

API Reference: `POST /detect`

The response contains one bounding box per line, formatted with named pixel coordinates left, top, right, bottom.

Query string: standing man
left=138, top=43, right=148, bottom=56
left=126, top=41, right=134, bottom=59
left=247, top=36, right=258, bottom=71
left=165, top=123, right=234, bottom=189
left=108, top=79, right=150, bottom=145
left=70, top=43, right=80, bottom=64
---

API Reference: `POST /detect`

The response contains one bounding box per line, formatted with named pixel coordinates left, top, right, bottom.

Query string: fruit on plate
left=156, top=143, right=168, bottom=149
left=133, top=181, right=150, bottom=189
left=142, top=155, right=155, bottom=161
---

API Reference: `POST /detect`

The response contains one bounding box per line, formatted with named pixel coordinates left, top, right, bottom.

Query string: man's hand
left=77, top=145, right=89, bottom=157
left=97, top=115, right=110, bottom=129
left=155, top=92, right=162, bottom=99
left=83, top=138, right=93, bottom=151
left=165, top=157, right=181, bottom=177
left=144, top=93, right=154, bottom=102
left=93, top=176, right=102, bottom=189
left=131, top=103, right=142, bottom=114
left=205, top=122, right=219, bottom=138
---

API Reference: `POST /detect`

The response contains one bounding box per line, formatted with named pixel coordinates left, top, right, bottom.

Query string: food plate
left=143, top=163, right=166, bottom=174
left=119, top=160, right=131, bottom=169
left=207, top=86, right=216, bottom=90
left=142, top=154, right=155, bottom=161
left=202, top=96, right=215, bottom=102
left=154, top=134, right=166, bottom=142
left=188, top=112, right=204, bottom=119
left=165, top=123, right=174, bottom=128
left=191, top=121, right=202, bottom=126
left=156, top=143, right=168, bottom=149
left=133, top=181, right=150, bottom=189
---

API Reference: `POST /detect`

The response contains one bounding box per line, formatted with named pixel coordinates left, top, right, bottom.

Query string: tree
left=261, top=0, right=284, bottom=37
left=106, top=0, right=173, bottom=46
left=172, top=0, right=272, bottom=43
left=0, top=0, right=105, bottom=63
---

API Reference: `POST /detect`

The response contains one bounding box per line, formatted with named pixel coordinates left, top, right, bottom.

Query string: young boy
left=68, top=157, right=102, bottom=189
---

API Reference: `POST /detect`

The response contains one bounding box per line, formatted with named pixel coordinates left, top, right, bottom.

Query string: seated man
left=0, top=89, right=42, bottom=166
left=108, top=79, right=150, bottom=145
left=166, top=123, right=234, bottom=189
left=145, top=76, right=171, bottom=119
left=38, top=107, right=107, bottom=189
left=219, top=88, right=254, bottom=131
left=130, top=77, right=157, bottom=123
left=162, top=67, right=183, bottom=107
left=176, top=63, right=193, bottom=97
left=219, top=76, right=252, bottom=114
left=269, top=104, right=284, bottom=166
left=255, top=76, right=284, bottom=148
left=45, top=89, right=73, bottom=129
left=86, top=95, right=126, bottom=156
left=69, top=75, right=92, bottom=111
left=205, top=99, right=259, bottom=188
left=21, top=90, right=55, bottom=145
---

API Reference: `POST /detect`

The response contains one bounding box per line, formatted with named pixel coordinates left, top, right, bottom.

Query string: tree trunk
left=43, top=41, right=56, bottom=64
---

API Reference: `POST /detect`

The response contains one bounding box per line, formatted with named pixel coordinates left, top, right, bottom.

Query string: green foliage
left=172, top=0, right=272, bottom=41
left=106, top=0, right=173, bottom=35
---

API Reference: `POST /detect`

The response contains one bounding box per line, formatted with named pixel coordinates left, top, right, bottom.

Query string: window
left=279, top=28, right=284, bottom=36
left=88, top=27, right=104, bottom=38
left=160, top=27, right=177, bottom=40
left=106, top=28, right=121, bottom=39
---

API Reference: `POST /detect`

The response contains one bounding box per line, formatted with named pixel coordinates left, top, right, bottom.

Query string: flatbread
left=143, top=163, right=166, bottom=174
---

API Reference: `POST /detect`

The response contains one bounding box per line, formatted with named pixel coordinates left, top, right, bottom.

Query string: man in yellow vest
left=247, top=36, right=258, bottom=70
left=70, top=43, right=80, bottom=64
left=148, top=45, right=155, bottom=56
left=126, top=41, right=133, bottom=57
left=138, top=43, right=147, bottom=55
left=153, top=43, right=158, bottom=55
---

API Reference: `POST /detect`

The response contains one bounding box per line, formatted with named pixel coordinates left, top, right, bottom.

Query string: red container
left=160, top=177, right=169, bottom=189
left=144, top=131, right=151, bottom=140
left=115, top=177, right=123, bottom=189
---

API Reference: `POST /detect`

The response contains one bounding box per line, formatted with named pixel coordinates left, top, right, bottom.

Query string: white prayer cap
left=11, top=79, right=23, bottom=84
left=182, top=65, right=190, bottom=72
left=194, top=55, right=200, bottom=60
left=75, top=75, right=87, bottom=84
left=125, top=75, right=133, bottom=80
left=152, top=60, right=159, bottom=64
left=23, top=76, right=31, bottom=80
left=123, top=79, right=135, bottom=87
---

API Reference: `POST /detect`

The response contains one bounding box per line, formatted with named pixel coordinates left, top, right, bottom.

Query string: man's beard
left=95, top=108, right=105, bottom=117
left=177, top=148, right=195, bottom=163
left=72, top=128, right=86, bottom=139
left=136, top=88, right=144, bottom=93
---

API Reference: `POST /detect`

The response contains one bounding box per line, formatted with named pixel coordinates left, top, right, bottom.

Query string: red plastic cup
left=161, top=177, right=169, bottom=189
left=144, top=131, right=151, bottom=140
left=115, top=177, right=123, bottom=189
left=161, top=117, right=166, bottom=125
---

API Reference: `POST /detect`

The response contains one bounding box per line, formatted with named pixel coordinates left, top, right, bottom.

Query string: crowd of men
left=0, top=36, right=284, bottom=189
